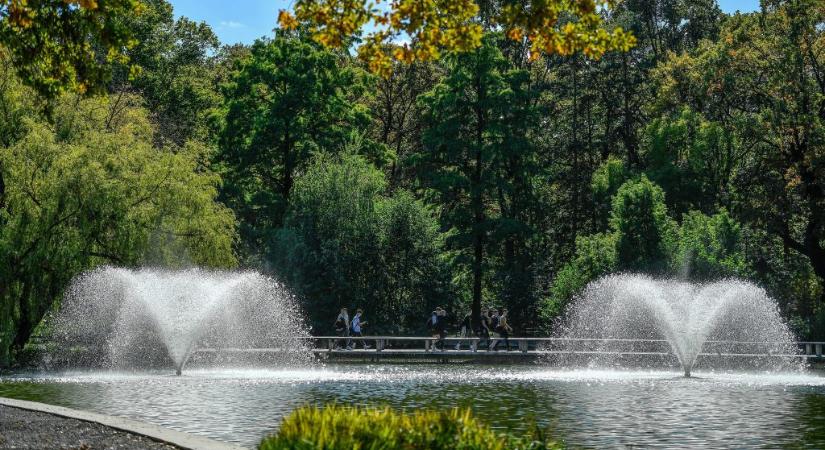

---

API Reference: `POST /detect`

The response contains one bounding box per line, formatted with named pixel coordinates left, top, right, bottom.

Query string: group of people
left=333, top=306, right=515, bottom=351
left=334, top=307, right=369, bottom=350
left=427, top=306, right=514, bottom=351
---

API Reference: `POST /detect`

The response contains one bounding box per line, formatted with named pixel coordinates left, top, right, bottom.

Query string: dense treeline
left=1, top=0, right=823, bottom=365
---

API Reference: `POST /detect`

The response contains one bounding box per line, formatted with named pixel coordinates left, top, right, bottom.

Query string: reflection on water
left=1, top=365, right=825, bottom=448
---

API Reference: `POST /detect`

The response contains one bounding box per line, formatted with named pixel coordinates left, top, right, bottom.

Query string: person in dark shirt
left=477, top=308, right=491, bottom=350
left=435, top=308, right=448, bottom=351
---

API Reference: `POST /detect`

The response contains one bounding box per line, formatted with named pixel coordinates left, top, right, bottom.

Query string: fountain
left=556, top=274, right=802, bottom=376
left=52, top=267, right=311, bottom=373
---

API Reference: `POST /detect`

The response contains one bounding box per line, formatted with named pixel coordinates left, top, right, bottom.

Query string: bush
left=259, top=405, right=561, bottom=450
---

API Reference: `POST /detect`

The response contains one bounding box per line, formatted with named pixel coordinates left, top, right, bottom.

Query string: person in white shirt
left=334, top=307, right=351, bottom=350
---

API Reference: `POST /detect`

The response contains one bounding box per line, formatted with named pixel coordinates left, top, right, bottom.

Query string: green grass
left=259, top=405, right=562, bottom=450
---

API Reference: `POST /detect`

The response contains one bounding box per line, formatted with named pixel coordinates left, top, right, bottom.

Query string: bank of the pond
left=0, top=397, right=244, bottom=450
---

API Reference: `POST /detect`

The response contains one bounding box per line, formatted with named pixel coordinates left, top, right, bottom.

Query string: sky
left=169, top=0, right=763, bottom=46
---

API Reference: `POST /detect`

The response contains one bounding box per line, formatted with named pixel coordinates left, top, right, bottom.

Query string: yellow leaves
left=3, top=0, right=35, bottom=28
left=278, top=10, right=299, bottom=30
left=279, top=0, right=634, bottom=77
left=74, top=0, right=99, bottom=9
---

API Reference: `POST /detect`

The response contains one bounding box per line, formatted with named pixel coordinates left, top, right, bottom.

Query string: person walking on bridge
left=478, top=308, right=491, bottom=350
left=488, top=309, right=500, bottom=351
left=351, top=309, right=370, bottom=349
left=427, top=310, right=440, bottom=351
left=435, top=307, right=448, bottom=351
left=334, top=307, right=350, bottom=350
left=455, top=312, right=471, bottom=350
left=494, top=308, right=513, bottom=351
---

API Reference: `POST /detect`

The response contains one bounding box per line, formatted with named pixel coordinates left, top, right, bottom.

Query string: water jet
left=52, top=267, right=312, bottom=373
left=557, top=274, right=801, bottom=374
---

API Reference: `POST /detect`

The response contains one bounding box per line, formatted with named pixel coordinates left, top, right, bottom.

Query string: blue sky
left=170, top=0, right=762, bottom=46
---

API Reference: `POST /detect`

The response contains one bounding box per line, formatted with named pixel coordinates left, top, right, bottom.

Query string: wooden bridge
left=194, top=336, right=825, bottom=363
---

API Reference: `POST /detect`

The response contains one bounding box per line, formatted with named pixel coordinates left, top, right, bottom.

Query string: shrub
left=259, top=405, right=561, bottom=450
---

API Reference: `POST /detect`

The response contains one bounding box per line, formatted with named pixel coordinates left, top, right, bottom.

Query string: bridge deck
left=193, top=336, right=825, bottom=361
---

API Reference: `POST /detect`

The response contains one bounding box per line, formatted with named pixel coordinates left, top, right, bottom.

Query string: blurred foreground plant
left=260, top=405, right=561, bottom=450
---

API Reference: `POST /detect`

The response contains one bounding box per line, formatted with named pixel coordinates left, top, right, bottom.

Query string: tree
left=611, top=175, right=677, bottom=272
left=367, top=58, right=440, bottom=188
left=643, top=107, right=740, bottom=216
left=218, top=33, right=379, bottom=261
left=416, top=36, right=539, bottom=326
left=0, top=0, right=143, bottom=97
left=0, top=91, right=236, bottom=365
left=110, top=0, right=224, bottom=146
left=676, top=209, right=748, bottom=279
left=545, top=177, right=749, bottom=323
left=272, top=151, right=452, bottom=333
left=278, top=0, right=635, bottom=77
left=545, top=176, right=675, bottom=317
left=651, top=1, right=825, bottom=291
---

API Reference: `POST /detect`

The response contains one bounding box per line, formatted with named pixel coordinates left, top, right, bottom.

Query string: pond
left=2, top=364, right=825, bottom=448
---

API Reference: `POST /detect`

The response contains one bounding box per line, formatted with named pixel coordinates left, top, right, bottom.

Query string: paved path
left=0, top=398, right=246, bottom=450
left=0, top=404, right=179, bottom=449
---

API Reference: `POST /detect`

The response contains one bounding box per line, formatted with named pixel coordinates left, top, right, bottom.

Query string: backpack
left=334, top=318, right=345, bottom=331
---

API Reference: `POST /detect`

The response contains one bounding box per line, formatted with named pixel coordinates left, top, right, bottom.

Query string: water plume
left=556, top=274, right=801, bottom=376
left=53, top=267, right=311, bottom=373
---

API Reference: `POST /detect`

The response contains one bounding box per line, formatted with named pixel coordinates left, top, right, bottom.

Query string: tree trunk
left=11, top=281, right=33, bottom=358
left=471, top=55, right=486, bottom=329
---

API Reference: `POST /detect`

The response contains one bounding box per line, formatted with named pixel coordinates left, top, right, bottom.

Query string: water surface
left=2, top=365, right=825, bottom=448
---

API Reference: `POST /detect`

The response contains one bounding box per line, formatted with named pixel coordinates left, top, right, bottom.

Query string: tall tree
left=416, top=37, right=538, bottom=326
left=218, top=33, right=376, bottom=261
left=110, top=0, right=224, bottom=146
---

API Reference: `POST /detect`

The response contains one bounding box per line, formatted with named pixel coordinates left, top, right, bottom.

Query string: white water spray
left=556, top=274, right=802, bottom=376
left=53, top=267, right=311, bottom=373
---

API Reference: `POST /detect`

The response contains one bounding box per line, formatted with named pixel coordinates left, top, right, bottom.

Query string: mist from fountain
left=52, top=267, right=311, bottom=373
left=555, top=274, right=802, bottom=376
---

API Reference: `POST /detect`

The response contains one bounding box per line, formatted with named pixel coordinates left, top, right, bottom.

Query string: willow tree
left=0, top=91, right=237, bottom=366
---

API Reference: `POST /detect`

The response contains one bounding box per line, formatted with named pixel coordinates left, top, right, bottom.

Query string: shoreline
left=0, top=397, right=247, bottom=450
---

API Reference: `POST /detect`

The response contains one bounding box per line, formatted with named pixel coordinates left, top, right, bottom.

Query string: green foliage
left=643, top=108, right=737, bottom=215
left=272, top=151, right=452, bottom=333
left=0, top=0, right=144, bottom=97
left=415, top=35, right=541, bottom=326
left=0, top=47, right=37, bottom=147
left=676, top=209, right=748, bottom=280
left=0, top=91, right=236, bottom=365
left=545, top=233, right=617, bottom=320
left=259, top=405, right=561, bottom=450
left=218, top=34, right=382, bottom=260
left=546, top=178, right=749, bottom=320
left=611, top=176, right=677, bottom=273
left=591, top=156, right=629, bottom=226
left=111, top=0, right=223, bottom=146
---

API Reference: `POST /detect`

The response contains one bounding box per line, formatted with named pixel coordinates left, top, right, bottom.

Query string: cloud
left=219, top=21, right=246, bottom=29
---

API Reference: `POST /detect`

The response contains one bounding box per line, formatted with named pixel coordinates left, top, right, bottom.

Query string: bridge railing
left=277, top=336, right=825, bottom=358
